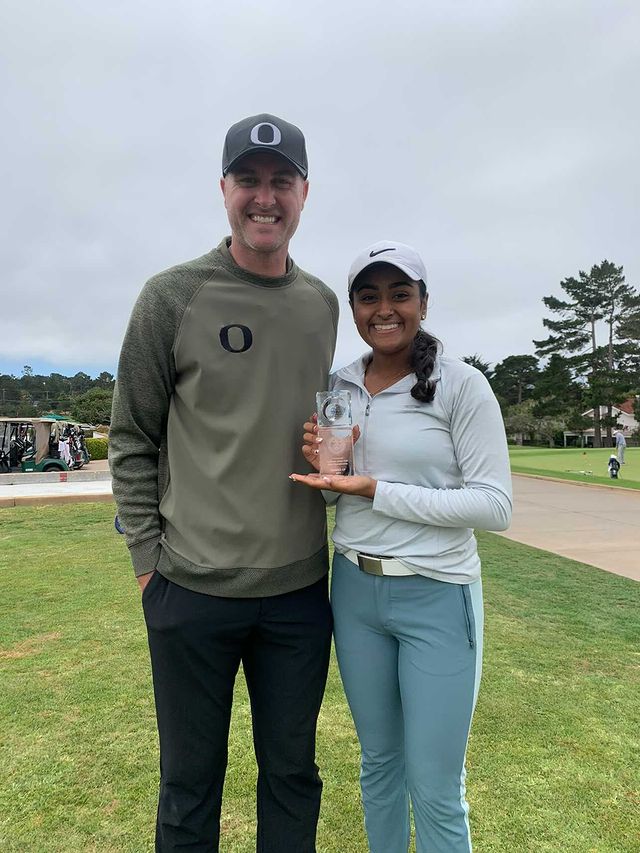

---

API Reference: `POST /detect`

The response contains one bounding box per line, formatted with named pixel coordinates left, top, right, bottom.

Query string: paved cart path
left=499, top=475, right=639, bottom=581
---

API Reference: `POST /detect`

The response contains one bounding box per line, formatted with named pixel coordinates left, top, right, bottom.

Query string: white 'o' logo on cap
left=250, top=122, right=282, bottom=146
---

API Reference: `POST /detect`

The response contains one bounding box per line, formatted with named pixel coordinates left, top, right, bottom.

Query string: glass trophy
left=316, top=390, right=354, bottom=476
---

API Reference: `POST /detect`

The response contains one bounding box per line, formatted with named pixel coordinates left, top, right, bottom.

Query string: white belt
left=343, top=549, right=416, bottom=577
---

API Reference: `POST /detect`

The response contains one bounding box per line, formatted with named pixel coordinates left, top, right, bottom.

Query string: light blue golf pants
left=331, top=552, right=483, bottom=853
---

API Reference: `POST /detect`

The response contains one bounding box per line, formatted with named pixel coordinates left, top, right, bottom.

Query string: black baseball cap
left=222, top=113, right=308, bottom=179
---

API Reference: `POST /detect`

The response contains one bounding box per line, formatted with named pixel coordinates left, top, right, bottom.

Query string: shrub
left=85, top=437, right=108, bottom=460
left=70, top=388, right=113, bottom=426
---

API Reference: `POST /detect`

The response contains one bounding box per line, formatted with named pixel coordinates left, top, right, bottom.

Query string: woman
left=290, top=240, right=512, bottom=853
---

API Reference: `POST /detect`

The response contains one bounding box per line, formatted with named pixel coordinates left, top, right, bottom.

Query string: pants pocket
left=459, top=584, right=475, bottom=648
left=141, top=569, right=163, bottom=606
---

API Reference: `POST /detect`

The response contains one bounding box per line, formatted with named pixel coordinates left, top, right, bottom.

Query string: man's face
left=220, top=151, right=309, bottom=259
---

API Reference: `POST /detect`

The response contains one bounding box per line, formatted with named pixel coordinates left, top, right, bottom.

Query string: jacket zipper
left=362, top=401, right=371, bottom=476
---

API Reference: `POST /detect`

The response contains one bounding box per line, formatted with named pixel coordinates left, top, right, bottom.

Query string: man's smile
left=249, top=214, right=279, bottom=223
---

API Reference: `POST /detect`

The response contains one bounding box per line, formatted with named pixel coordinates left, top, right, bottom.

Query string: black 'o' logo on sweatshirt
left=219, top=324, right=253, bottom=353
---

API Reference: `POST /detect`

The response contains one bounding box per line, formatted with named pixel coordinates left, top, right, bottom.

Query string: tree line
left=3, top=260, right=639, bottom=445
left=464, top=260, right=640, bottom=447
left=0, top=368, right=115, bottom=425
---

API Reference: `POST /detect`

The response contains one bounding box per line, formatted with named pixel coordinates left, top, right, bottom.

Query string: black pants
left=142, top=572, right=332, bottom=853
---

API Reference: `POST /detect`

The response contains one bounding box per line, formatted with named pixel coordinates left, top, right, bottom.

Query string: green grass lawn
left=1, top=504, right=638, bottom=852
left=509, top=446, right=640, bottom=490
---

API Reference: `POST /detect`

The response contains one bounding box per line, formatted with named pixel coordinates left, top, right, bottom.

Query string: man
left=109, top=114, right=338, bottom=852
left=614, top=429, right=626, bottom=464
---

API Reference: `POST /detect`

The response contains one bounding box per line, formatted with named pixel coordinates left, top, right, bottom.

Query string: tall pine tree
left=598, top=262, right=640, bottom=441
left=534, top=260, right=640, bottom=447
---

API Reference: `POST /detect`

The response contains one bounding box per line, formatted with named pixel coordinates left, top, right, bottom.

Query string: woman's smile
left=371, top=321, right=401, bottom=333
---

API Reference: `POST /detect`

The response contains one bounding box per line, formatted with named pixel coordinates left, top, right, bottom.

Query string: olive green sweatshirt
left=109, top=238, right=338, bottom=597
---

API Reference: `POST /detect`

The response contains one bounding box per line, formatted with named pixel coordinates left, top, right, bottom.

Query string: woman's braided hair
left=410, top=326, right=440, bottom=403
left=350, top=275, right=441, bottom=404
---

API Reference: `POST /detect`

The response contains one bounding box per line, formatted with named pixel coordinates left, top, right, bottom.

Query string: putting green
left=508, top=446, right=639, bottom=489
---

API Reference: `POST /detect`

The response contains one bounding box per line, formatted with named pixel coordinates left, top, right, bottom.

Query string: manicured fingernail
left=314, top=449, right=319, bottom=455
left=316, top=437, right=323, bottom=443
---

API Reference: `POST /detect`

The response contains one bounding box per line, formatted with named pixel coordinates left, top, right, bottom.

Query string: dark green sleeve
left=109, top=273, right=186, bottom=576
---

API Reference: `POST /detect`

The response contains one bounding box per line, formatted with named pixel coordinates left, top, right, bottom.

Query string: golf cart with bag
left=0, top=417, right=85, bottom=473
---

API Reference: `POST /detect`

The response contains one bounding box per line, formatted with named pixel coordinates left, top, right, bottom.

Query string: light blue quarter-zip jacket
left=330, top=353, right=512, bottom=584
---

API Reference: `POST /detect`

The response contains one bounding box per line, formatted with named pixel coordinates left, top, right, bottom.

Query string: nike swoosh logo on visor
left=369, top=248, right=396, bottom=257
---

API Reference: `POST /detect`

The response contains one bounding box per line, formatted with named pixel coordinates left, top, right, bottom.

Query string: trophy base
left=317, top=426, right=354, bottom=476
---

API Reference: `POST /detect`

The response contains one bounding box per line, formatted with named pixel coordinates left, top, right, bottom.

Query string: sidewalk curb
left=0, top=470, right=111, bottom=485
left=511, top=471, right=639, bottom=494
left=0, top=493, right=114, bottom=508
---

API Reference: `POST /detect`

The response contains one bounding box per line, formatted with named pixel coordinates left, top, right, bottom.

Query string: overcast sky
left=1, top=0, right=639, bottom=378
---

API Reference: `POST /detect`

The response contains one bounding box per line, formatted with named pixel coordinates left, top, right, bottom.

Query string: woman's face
left=351, top=264, right=427, bottom=358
